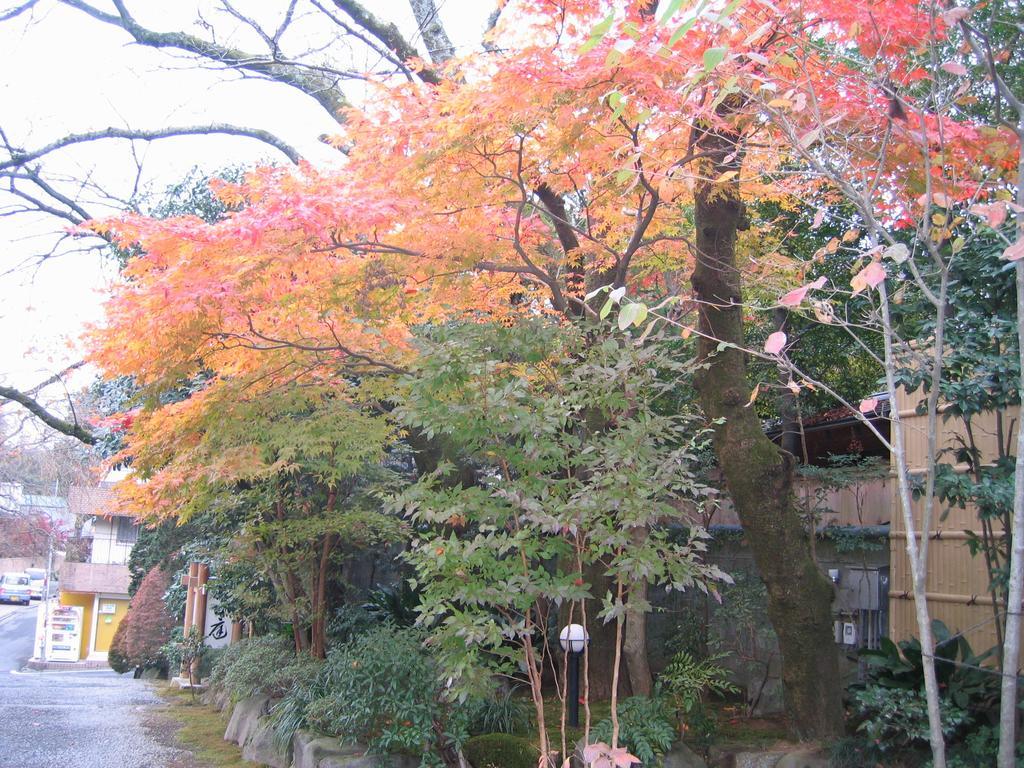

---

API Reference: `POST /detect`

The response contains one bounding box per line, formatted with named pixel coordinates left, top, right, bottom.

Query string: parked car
left=0, top=572, right=31, bottom=605
left=24, top=568, right=47, bottom=600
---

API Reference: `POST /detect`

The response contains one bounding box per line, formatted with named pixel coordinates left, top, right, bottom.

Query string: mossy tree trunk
left=689, top=120, right=843, bottom=739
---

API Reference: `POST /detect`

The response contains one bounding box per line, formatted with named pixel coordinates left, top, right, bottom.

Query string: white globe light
left=559, top=623, right=589, bottom=653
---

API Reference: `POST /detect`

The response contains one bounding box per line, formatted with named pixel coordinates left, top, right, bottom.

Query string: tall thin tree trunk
left=689, top=119, right=843, bottom=739
left=311, top=532, right=337, bottom=659
left=876, top=269, right=947, bottom=767
left=998, top=139, right=1024, bottom=768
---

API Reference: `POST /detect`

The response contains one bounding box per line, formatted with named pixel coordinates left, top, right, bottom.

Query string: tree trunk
left=998, top=139, right=1024, bottom=768
left=689, top=120, right=843, bottom=739
left=311, top=531, right=337, bottom=659
left=623, top=528, right=652, bottom=696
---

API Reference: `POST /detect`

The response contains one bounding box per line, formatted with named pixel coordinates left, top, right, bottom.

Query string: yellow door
left=92, top=598, right=129, bottom=653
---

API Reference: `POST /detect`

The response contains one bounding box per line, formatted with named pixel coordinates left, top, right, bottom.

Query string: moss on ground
left=154, top=685, right=250, bottom=768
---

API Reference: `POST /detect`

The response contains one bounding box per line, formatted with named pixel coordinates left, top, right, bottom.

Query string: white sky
left=0, top=0, right=492, bottom=402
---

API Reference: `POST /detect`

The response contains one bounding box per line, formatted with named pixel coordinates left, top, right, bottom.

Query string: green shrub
left=942, top=724, right=1024, bottom=767
left=303, top=625, right=468, bottom=765
left=828, top=735, right=882, bottom=768
left=466, top=686, right=531, bottom=736
left=849, top=621, right=1005, bottom=762
left=159, top=627, right=185, bottom=672
left=221, top=635, right=296, bottom=699
left=462, top=733, right=538, bottom=768
left=206, top=636, right=248, bottom=690
left=199, top=645, right=226, bottom=681
left=361, top=581, right=421, bottom=628
left=852, top=685, right=970, bottom=755
left=326, top=603, right=379, bottom=645
left=268, top=654, right=327, bottom=750
left=590, top=696, right=675, bottom=766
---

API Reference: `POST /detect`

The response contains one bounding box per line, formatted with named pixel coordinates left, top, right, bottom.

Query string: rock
left=201, top=685, right=231, bottom=711
left=242, top=718, right=291, bottom=768
left=139, top=667, right=162, bottom=680
left=749, top=679, right=785, bottom=717
left=774, top=750, right=829, bottom=768
left=730, top=752, right=784, bottom=768
left=224, top=694, right=270, bottom=745
left=291, top=731, right=361, bottom=768
left=318, top=754, right=418, bottom=768
left=662, top=742, right=708, bottom=768
left=214, top=687, right=233, bottom=712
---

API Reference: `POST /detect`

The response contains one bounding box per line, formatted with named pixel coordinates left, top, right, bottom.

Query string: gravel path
left=0, top=669, right=192, bottom=768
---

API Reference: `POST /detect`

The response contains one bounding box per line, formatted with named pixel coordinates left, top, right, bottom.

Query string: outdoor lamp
left=559, top=623, right=589, bottom=727
left=559, top=623, right=589, bottom=653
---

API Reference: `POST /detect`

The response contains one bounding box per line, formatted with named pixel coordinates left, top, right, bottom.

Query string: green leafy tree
left=396, top=322, right=728, bottom=760
left=125, top=380, right=406, bottom=657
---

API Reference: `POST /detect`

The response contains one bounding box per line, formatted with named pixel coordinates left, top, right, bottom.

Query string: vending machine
left=45, top=605, right=83, bottom=662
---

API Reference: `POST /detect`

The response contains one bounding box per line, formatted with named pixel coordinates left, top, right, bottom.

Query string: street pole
left=37, top=531, right=54, bottom=661
left=568, top=650, right=580, bottom=728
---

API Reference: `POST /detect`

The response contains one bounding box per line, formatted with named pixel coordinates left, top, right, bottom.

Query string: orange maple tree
left=86, top=0, right=1018, bottom=743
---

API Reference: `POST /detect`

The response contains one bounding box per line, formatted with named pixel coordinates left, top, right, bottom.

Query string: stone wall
left=210, top=690, right=418, bottom=768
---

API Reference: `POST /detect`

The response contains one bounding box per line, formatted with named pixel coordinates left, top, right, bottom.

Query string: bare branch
left=25, top=362, right=87, bottom=397
left=59, top=0, right=349, bottom=119
left=331, top=0, right=441, bottom=84
left=0, top=385, right=95, bottom=445
left=1, top=124, right=303, bottom=171
left=0, top=0, right=39, bottom=22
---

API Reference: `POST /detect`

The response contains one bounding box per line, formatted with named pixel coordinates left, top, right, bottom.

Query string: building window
left=116, top=516, right=138, bottom=544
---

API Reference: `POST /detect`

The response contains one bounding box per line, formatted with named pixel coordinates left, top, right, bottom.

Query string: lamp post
left=37, top=529, right=54, bottom=662
left=559, top=623, right=589, bottom=728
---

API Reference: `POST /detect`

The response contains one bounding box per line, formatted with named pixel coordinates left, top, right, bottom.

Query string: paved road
left=0, top=603, right=37, bottom=672
left=0, top=604, right=189, bottom=768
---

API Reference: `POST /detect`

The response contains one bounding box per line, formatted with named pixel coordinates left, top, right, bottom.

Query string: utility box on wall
left=848, top=566, right=889, bottom=611
left=832, top=566, right=890, bottom=651
left=834, top=566, right=889, bottom=612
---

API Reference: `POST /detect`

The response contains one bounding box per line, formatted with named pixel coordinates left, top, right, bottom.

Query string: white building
left=68, top=484, right=139, bottom=565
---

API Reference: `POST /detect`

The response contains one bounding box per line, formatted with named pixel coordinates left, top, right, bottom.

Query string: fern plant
left=590, top=696, right=675, bottom=766
left=658, top=650, right=738, bottom=716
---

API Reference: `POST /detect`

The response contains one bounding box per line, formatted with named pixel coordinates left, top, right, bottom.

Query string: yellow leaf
left=745, top=382, right=760, bottom=408
left=841, top=228, right=861, bottom=243
left=715, top=170, right=738, bottom=183
left=767, top=98, right=792, bottom=109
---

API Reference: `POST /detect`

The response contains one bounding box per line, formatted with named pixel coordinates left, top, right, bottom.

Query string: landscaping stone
left=318, top=754, right=418, bottom=768
left=749, top=678, right=785, bottom=718
left=291, top=731, right=362, bottom=768
left=774, top=749, right=829, bottom=768
left=212, top=687, right=233, bottom=712
left=662, top=742, right=707, bottom=768
left=224, top=694, right=271, bottom=745
left=729, top=752, right=784, bottom=768
left=243, top=718, right=292, bottom=768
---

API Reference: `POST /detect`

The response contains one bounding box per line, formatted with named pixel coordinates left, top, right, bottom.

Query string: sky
left=0, top=0, right=493, bottom=411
